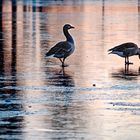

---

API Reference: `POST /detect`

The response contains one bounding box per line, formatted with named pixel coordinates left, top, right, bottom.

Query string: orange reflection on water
left=2, top=1, right=12, bottom=76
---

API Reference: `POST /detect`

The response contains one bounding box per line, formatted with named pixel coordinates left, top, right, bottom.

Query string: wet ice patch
left=109, top=102, right=140, bottom=107
left=2, top=85, right=98, bottom=92
left=107, top=101, right=140, bottom=115
left=110, top=84, right=140, bottom=90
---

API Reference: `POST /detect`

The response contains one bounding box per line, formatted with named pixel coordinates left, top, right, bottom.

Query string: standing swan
left=46, top=24, right=75, bottom=67
left=108, top=42, right=140, bottom=65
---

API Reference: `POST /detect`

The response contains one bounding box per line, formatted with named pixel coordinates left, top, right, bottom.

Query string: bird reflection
left=46, top=66, right=75, bottom=87
left=45, top=67, right=86, bottom=137
left=45, top=66, right=75, bottom=106
left=111, top=64, right=140, bottom=80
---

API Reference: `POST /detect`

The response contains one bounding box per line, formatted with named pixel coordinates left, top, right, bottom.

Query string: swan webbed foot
left=61, top=64, right=68, bottom=67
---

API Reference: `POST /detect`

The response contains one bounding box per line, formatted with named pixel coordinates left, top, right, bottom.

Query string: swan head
left=63, top=24, right=75, bottom=30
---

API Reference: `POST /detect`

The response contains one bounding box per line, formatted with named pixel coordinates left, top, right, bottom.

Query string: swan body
left=108, top=42, right=140, bottom=64
left=46, top=24, right=75, bottom=67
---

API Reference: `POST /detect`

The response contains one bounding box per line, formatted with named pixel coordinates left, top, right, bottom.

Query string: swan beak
left=70, top=26, right=75, bottom=29
left=108, top=51, right=112, bottom=54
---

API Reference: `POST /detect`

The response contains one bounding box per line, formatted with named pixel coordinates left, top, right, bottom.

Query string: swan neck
left=63, top=28, right=74, bottom=43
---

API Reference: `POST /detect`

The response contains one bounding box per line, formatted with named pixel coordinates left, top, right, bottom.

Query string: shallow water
left=0, top=0, right=140, bottom=140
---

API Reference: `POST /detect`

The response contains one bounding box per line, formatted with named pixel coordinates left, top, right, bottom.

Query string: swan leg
left=59, top=58, right=65, bottom=67
left=125, top=57, right=133, bottom=65
left=59, top=58, right=68, bottom=67
left=125, top=63, right=129, bottom=74
left=62, top=58, right=66, bottom=67
left=125, top=57, right=127, bottom=64
left=62, top=58, right=69, bottom=67
left=59, top=58, right=63, bottom=66
left=59, top=58, right=63, bottom=63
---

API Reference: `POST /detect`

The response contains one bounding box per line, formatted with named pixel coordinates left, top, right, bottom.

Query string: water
left=0, top=0, right=140, bottom=140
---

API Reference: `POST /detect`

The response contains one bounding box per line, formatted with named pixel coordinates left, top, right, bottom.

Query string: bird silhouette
left=46, top=24, right=75, bottom=67
left=108, top=42, right=140, bottom=65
